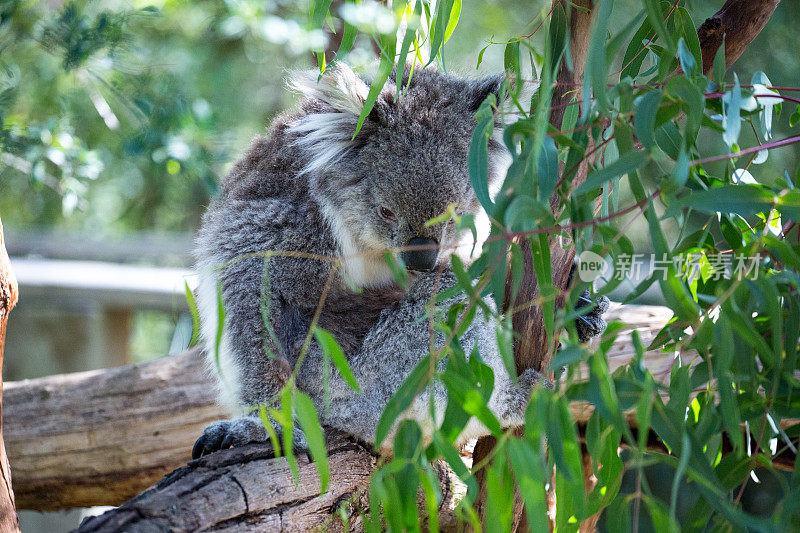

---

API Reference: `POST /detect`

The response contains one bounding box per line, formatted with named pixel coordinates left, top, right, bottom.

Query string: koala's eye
left=378, top=206, right=397, bottom=223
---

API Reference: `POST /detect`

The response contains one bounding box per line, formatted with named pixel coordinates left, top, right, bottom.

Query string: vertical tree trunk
left=0, top=219, right=20, bottom=533
left=470, top=3, right=596, bottom=530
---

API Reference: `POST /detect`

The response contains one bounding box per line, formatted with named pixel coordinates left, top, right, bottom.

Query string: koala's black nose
left=401, top=237, right=439, bottom=272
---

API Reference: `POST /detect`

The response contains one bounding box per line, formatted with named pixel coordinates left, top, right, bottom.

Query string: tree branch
left=77, top=433, right=375, bottom=532
left=698, top=0, right=781, bottom=76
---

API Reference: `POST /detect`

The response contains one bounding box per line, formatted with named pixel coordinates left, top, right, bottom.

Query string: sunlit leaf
left=294, top=390, right=329, bottom=493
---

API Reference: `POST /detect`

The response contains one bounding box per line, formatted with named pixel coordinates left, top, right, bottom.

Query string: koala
left=192, top=64, right=606, bottom=459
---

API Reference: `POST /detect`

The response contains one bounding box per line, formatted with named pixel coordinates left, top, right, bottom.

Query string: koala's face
left=291, top=66, right=509, bottom=276
left=352, top=127, right=483, bottom=272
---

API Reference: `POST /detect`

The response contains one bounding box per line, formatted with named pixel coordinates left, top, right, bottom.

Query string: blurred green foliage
left=1, top=0, right=797, bottom=244
left=0, top=0, right=542, bottom=235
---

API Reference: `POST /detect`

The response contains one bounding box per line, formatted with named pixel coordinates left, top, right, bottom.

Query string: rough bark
left=7, top=304, right=666, bottom=512
left=0, top=219, right=20, bottom=533
left=77, top=432, right=375, bottom=532
left=698, top=0, right=781, bottom=77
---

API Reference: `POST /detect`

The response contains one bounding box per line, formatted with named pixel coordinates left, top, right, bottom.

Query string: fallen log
left=5, top=348, right=226, bottom=511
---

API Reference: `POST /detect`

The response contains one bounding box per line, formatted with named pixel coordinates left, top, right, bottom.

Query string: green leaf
left=468, top=93, right=496, bottom=210
left=184, top=281, right=200, bottom=348
left=259, top=260, right=278, bottom=358
left=433, top=432, right=478, bottom=498
left=310, top=0, right=334, bottom=29
left=393, top=419, right=423, bottom=459
left=504, top=41, right=521, bottom=95
left=280, top=387, right=299, bottom=481
left=574, top=150, right=650, bottom=195
left=790, top=105, right=800, bottom=128
left=605, top=9, right=645, bottom=67
left=476, top=44, right=490, bottom=69
left=712, top=37, right=726, bottom=87
left=504, top=195, right=550, bottom=231
left=417, top=465, right=441, bottom=531
left=676, top=8, right=702, bottom=74
left=508, top=439, right=548, bottom=532
left=530, top=234, right=554, bottom=342
left=723, top=74, right=743, bottom=147
left=676, top=37, right=696, bottom=77
left=621, top=17, right=654, bottom=80
left=777, top=189, right=800, bottom=221
left=634, top=90, right=662, bottom=149
left=680, top=185, right=774, bottom=217
left=440, top=354, right=502, bottom=436
left=354, top=34, right=395, bottom=137
left=259, top=405, right=282, bottom=457
left=382, top=252, right=410, bottom=288
left=537, top=136, right=559, bottom=201
left=337, top=21, right=358, bottom=60
left=314, top=327, right=360, bottom=393
left=214, top=280, right=225, bottom=375
left=643, top=0, right=674, bottom=51
left=670, top=433, right=692, bottom=522
left=294, top=390, right=329, bottom=493
left=582, top=0, right=614, bottom=118
left=644, top=495, right=680, bottom=533
left=655, top=120, right=682, bottom=159
left=427, top=0, right=455, bottom=66
left=664, top=75, right=704, bottom=142
left=671, top=144, right=689, bottom=187
left=395, top=0, right=421, bottom=98
left=443, top=0, right=461, bottom=43
left=715, top=315, right=743, bottom=452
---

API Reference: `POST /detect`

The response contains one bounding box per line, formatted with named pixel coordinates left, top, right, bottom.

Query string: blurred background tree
left=1, top=0, right=796, bottom=234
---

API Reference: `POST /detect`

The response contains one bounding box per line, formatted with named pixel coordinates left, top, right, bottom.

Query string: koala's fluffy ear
left=288, top=65, right=394, bottom=175
left=289, top=63, right=395, bottom=121
left=289, top=64, right=370, bottom=116
left=467, top=75, right=505, bottom=113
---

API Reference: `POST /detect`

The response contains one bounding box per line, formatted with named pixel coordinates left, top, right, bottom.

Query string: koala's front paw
left=191, top=417, right=311, bottom=460
left=575, top=290, right=610, bottom=343
left=518, top=367, right=554, bottom=391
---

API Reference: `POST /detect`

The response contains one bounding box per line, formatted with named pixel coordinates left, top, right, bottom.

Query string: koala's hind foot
left=191, top=415, right=309, bottom=459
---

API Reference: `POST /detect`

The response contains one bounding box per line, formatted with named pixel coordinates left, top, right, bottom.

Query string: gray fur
left=193, top=64, right=541, bottom=458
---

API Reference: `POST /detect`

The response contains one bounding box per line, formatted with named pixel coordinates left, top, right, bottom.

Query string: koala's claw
left=192, top=432, right=219, bottom=460
left=192, top=430, right=225, bottom=460
left=191, top=417, right=313, bottom=460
